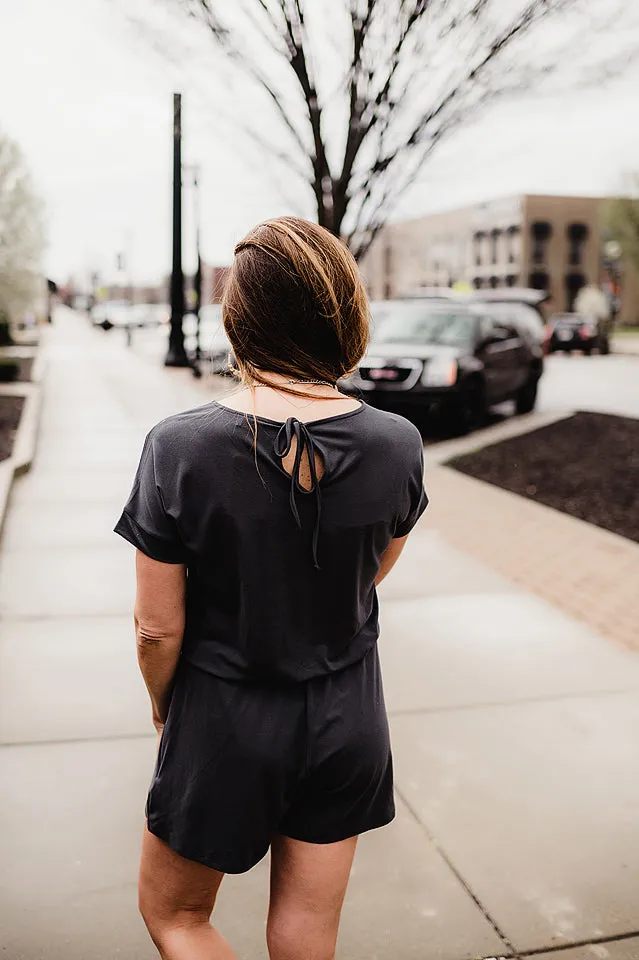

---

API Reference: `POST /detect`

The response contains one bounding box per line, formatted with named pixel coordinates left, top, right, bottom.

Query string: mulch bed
left=448, top=411, right=639, bottom=544
left=0, top=396, right=25, bottom=462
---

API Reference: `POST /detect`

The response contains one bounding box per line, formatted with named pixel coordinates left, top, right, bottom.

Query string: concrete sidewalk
left=2, top=307, right=639, bottom=959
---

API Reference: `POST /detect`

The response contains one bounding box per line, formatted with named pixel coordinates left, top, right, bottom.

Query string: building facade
left=202, top=265, right=231, bottom=305
left=361, top=194, right=637, bottom=322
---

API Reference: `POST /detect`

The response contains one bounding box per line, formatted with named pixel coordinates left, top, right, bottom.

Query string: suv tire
left=515, top=374, right=538, bottom=415
left=447, top=378, right=486, bottom=436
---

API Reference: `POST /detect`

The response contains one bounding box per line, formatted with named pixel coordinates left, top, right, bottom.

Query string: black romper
left=115, top=400, right=427, bottom=874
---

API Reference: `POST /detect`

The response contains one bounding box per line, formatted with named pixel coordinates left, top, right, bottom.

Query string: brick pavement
left=425, top=464, right=639, bottom=653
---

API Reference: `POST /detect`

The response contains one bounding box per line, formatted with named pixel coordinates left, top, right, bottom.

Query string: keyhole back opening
left=280, top=436, right=325, bottom=491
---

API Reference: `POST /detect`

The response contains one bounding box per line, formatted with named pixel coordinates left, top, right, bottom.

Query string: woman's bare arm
left=375, top=535, right=409, bottom=586
left=134, top=551, right=186, bottom=732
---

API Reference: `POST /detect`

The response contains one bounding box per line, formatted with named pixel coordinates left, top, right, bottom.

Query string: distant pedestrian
left=115, top=216, right=428, bottom=960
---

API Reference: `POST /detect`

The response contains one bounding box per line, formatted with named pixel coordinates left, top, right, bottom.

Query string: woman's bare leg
left=267, top=834, right=358, bottom=960
left=138, top=826, right=237, bottom=960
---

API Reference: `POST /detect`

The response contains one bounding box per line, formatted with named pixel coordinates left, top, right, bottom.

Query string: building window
left=506, top=274, right=517, bottom=287
left=565, top=272, right=586, bottom=311
left=473, top=277, right=483, bottom=289
left=490, top=229, right=501, bottom=265
left=529, top=270, right=549, bottom=292
left=506, top=225, right=520, bottom=264
left=473, top=231, right=485, bottom=267
left=567, top=223, right=589, bottom=267
left=489, top=276, right=500, bottom=289
left=531, top=221, right=552, bottom=265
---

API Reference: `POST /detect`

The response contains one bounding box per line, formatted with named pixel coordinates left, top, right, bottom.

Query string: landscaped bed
left=0, top=354, right=35, bottom=383
left=448, top=411, right=639, bottom=544
left=0, top=395, right=25, bottom=462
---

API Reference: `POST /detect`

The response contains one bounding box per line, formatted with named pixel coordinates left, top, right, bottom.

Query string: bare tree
left=0, top=131, right=45, bottom=342
left=129, top=0, right=637, bottom=258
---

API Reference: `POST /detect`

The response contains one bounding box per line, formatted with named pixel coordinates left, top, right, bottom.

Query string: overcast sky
left=2, top=0, right=639, bottom=286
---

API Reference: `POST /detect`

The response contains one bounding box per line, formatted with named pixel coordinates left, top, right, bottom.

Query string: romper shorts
left=146, top=644, right=395, bottom=874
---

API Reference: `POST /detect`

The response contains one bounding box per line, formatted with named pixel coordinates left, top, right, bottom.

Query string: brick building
left=360, top=195, right=638, bottom=324
left=202, top=265, right=231, bottom=305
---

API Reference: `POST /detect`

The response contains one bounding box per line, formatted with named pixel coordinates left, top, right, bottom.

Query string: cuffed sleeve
left=114, top=428, right=186, bottom=563
left=394, top=437, right=428, bottom=538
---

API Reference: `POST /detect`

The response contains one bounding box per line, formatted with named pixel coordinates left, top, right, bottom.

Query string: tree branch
left=121, top=0, right=639, bottom=255
left=190, top=0, right=311, bottom=158
left=276, top=0, right=333, bottom=226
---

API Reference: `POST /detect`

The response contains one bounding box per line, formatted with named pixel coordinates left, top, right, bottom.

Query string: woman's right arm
left=134, top=550, right=186, bottom=733
left=375, top=535, right=408, bottom=586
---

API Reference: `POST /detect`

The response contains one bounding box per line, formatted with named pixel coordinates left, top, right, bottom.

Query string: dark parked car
left=341, top=298, right=544, bottom=432
left=547, top=313, right=610, bottom=355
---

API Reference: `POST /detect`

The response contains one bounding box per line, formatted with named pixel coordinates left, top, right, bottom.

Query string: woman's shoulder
left=145, top=402, right=232, bottom=453
left=360, top=403, right=423, bottom=452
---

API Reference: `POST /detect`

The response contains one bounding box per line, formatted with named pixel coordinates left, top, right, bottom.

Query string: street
left=2, top=310, right=639, bottom=959
left=123, top=315, right=639, bottom=425
left=539, top=351, right=639, bottom=419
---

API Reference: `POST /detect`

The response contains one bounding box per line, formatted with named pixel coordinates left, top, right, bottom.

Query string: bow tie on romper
left=274, top=417, right=323, bottom=570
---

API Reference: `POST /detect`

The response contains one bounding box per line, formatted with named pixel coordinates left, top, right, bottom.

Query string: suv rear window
left=478, top=302, right=544, bottom=344
left=372, top=302, right=478, bottom=347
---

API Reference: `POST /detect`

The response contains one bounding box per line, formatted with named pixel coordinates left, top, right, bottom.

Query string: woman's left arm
left=134, top=550, right=186, bottom=733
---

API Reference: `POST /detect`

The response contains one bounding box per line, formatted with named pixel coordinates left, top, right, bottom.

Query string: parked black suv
left=341, top=298, right=544, bottom=432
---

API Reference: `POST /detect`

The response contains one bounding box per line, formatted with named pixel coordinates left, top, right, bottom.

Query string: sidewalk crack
left=394, top=783, right=520, bottom=959
left=519, top=929, right=639, bottom=956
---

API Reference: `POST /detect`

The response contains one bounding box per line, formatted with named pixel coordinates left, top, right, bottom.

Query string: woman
left=115, top=216, right=427, bottom=960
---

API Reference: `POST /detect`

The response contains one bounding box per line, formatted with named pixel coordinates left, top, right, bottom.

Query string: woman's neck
left=253, top=370, right=337, bottom=394
left=217, top=371, right=361, bottom=422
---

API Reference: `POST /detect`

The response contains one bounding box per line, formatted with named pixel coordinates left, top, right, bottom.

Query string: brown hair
left=222, top=216, right=370, bottom=393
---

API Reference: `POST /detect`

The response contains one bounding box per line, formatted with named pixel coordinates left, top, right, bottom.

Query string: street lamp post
left=193, top=168, right=202, bottom=365
left=165, top=93, right=190, bottom=368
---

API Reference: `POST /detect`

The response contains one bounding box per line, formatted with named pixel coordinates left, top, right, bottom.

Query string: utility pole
left=165, top=92, right=189, bottom=367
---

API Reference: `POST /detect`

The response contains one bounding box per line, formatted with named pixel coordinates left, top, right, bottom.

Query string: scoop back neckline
left=212, top=399, right=365, bottom=427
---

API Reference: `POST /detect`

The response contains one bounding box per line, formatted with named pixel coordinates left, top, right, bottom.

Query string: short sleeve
left=393, top=436, right=428, bottom=538
left=114, top=428, right=186, bottom=563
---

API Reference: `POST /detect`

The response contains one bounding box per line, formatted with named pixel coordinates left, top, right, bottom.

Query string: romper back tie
left=274, top=417, right=323, bottom=570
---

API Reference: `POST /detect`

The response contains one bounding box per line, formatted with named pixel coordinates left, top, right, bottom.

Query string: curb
left=0, top=460, right=13, bottom=537
left=424, top=409, right=575, bottom=467
left=0, top=357, right=44, bottom=536
left=12, top=383, right=42, bottom=475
